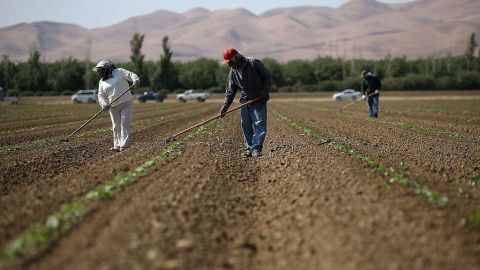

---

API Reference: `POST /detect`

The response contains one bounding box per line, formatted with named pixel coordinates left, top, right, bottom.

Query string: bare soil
left=0, top=95, right=479, bottom=270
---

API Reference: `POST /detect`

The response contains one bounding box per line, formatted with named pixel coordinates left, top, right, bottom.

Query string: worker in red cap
left=219, top=48, right=272, bottom=158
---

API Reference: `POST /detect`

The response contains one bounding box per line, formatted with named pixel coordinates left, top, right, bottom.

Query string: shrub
left=341, top=78, right=361, bottom=90
left=319, top=80, right=341, bottom=92
left=278, top=86, right=297, bottom=92
left=456, top=72, right=480, bottom=89
left=42, top=91, right=60, bottom=96
left=61, top=90, right=74, bottom=96
left=435, top=76, right=456, bottom=90
left=6, top=89, right=20, bottom=97
left=206, top=86, right=224, bottom=93
left=296, top=84, right=319, bottom=92
left=401, top=74, right=436, bottom=90
left=20, top=91, right=35, bottom=96
left=382, top=77, right=404, bottom=90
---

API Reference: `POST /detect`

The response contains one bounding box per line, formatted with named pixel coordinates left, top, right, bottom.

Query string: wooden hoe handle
left=172, top=97, right=260, bottom=139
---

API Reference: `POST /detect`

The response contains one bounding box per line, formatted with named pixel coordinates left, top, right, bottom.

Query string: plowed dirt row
left=0, top=104, right=216, bottom=193
left=19, top=108, right=480, bottom=270
left=334, top=99, right=480, bottom=137
left=276, top=102, right=480, bottom=184
left=0, top=104, right=218, bottom=248
left=0, top=104, right=205, bottom=146
left=0, top=102, right=173, bottom=126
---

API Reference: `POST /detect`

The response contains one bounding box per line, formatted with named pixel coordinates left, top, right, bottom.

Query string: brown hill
left=0, top=0, right=478, bottom=62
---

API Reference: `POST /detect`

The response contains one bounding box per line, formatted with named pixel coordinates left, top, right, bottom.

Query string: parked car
left=332, top=89, right=362, bottom=101
left=138, top=91, right=166, bottom=103
left=71, top=90, right=98, bottom=103
left=176, top=89, right=210, bottom=102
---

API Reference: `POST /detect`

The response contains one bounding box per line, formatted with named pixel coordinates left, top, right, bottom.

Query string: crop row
left=303, top=102, right=479, bottom=142
left=0, top=103, right=193, bottom=132
left=272, top=108, right=448, bottom=206
left=0, top=103, right=205, bottom=136
left=0, top=121, right=218, bottom=265
left=272, top=108, right=480, bottom=229
left=0, top=105, right=216, bottom=155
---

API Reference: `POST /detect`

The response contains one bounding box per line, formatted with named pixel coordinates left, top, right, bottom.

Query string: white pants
left=109, top=100, right=133, bottom=148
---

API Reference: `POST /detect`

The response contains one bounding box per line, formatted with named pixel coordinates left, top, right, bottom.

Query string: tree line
left=0, top=33, right=479, bottom=96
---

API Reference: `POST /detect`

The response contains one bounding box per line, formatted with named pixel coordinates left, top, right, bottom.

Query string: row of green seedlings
left=301, top=102, right=480, bottom=143
left=0, top=105, right=217, bottom=155
left=0, top=103, right=201, bottom=135
left=273, top=109, right=480, bottom=228
left=0, top=101, right=179, bottom=124
left=272, top=109, right=448, bottom=206
left=0, top=124, right=212, bottom=263
left=298, top=102, right=480, bottom=187
left=342, top=111, right=480, bottom=143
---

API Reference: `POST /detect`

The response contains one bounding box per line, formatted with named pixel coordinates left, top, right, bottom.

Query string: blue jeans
left=241, top=102, right=267, bottom=152
left=367, top=95, right=379, bottom=118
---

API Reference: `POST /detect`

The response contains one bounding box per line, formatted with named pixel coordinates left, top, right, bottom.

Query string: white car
left=71, top=90, right=98, bottom=103
left=176, top=89, right=210, bottom=102
left=332, top=89, right=362, bottom=101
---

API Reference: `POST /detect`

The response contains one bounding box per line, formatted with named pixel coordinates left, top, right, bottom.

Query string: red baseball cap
left=223, top=48, right=238, bottom=64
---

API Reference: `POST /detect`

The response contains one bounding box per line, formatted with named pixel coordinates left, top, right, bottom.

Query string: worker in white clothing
left=94, top=60, right=140, bottom=152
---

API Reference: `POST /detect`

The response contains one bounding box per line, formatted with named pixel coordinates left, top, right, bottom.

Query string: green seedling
left=467, top=212, right=480, bottom=228
left=272, top=108, right=448, bottom=207
left=471, top=175, right=480, bottom=186
left=1, top=124, right=213, bottom=261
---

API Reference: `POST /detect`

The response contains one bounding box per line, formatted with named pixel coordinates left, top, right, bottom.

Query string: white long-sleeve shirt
left=97, top=68, right=140, bottom=107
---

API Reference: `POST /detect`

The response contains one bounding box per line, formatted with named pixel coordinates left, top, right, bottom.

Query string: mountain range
left=0, top=0, right=479, bottom=62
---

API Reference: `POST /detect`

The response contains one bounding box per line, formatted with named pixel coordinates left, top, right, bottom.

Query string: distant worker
left=94, top=60, right=140, bottom=152
left=219, top=48, right=272, bottom=158
left=361, top=70, right=381, bottom=118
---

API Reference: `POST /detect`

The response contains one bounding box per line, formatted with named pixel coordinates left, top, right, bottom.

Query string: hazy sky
left=0, top=0, right=414, bottom=29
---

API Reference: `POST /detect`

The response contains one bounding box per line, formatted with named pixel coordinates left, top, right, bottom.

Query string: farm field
left=0, top=91, right=479, bottom=269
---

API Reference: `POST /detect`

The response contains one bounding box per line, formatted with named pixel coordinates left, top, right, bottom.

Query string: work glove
left=102, top=104, right=110, bottom=112
left=219, top=107, right=227, bottom=118
left=362, top=95, right=366, bottom=100
left=374, top=90, right=380, bottom=94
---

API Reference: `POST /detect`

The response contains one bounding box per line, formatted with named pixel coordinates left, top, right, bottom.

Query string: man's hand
left=102, top=104, right=110, bottom=112
left=362, top=95, right=366, bottom=100
left=374, top=90, right=380, bottom=94
left=133, top=80, right=140, bottom=87
left=219, top=107, right=227, bottom=118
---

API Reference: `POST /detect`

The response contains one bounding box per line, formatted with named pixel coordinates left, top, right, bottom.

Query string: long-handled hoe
left=165, top=98, right=260, bottom=143
left=338, top=92, right=376, bottom=112
left=61, top=83, right=136, bottom=142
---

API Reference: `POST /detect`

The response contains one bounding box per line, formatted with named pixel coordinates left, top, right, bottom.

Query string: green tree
left=47, top=58, right=85, bottom=92
left=262, top=58, right=284, bottom=90
left=311, top=57, right=342, bottom=83
left=465, top=32, right=478, bottom=71
left=130, top=33, right=146, bottom=85
left=16, top=43, right=46, bottom=92
left=215, top=64, right=230, bottom=89
left=178, top=58, right=218, bottom=89
left=390, top=56, right=409, bottom=77
left=283, top=59, right=315, bottom=85
left=151, top=36, right=177, bottom=91
left=0, top=55, right=17, bottom=89
left=83, top=60, right=97, bottom=89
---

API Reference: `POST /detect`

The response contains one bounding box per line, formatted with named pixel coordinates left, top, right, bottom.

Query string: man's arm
left=221, top=70, right=238, bottom=112
left=119, top=68, right=140, bottom=86
left=97, top=82, right=110, bottom=111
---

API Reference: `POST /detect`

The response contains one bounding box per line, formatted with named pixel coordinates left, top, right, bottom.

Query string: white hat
left=92, top=60, right=110, bottom=71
